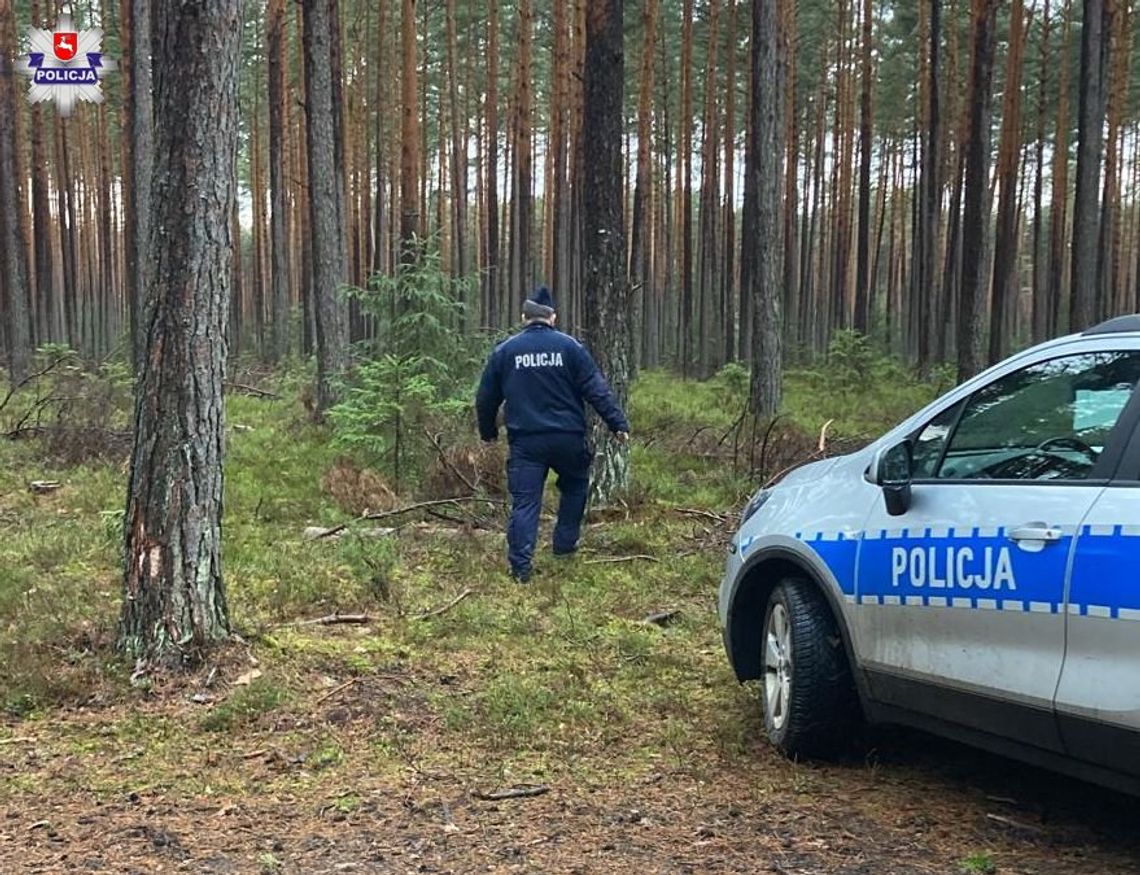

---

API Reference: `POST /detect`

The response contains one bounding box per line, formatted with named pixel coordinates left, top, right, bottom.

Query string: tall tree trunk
left=1097, top=0, right=1130, bottom=320
left=854, top=0, right=875, bottom=336
left=0, top=0, right=32, bottom=384
left=1048, top=0, right=1074, bottom=335
left=631, top=0, right=660, bottom=371
left=484, top=0, right=501, bottom=328
left=125, top=0, right=153, bottom=369
left=303, top=0, right=349, bottom=413
left=779, top=0, right=798, bottom=354
left=913, top=0, right=942, bottom=368
left=724, top=0, right=740, bottom=364
left=119, top=0, right=241, bottom=664
left=510, top=0, right=535, bottom=306
left=988, top=0, right=1027, bottom=364
left=1031, top=0, right=1053, bottom=344
left=268, top=0, right=291, bottom=362
left=697, top=0, right=721, bottom=378
left=957, top=0, right=999, bottom=381
left=582, top=0, right=629, bottom=504
left=679, top=0, right=695, bottom=376
left=747, top=0, right=784, bottom=415
left=399, top=0, right=420, bottom=261
left=29, top=0, right=53, bottom=344
left=445, top=0, right=467, bottom=292
left=57, top=122, right=78, bottom=349
left=1070, top=0, right=1109, bottom=330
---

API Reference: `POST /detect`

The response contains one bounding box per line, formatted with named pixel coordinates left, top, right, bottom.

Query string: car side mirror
left=869, top=439, right=914, bottom=517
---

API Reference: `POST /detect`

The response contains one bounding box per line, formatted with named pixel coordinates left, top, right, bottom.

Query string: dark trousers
left=506, top=433, right=591, bottom=575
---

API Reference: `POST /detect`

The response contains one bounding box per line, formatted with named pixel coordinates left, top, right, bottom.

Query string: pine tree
left=119, top=0, right=242, bottom=664
left=582, top=0, right=629, bottom=504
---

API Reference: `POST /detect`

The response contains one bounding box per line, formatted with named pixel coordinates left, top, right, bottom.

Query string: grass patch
left=960, top=852, right=998, bottom=874
left=199, top=680, right=291, bottom=733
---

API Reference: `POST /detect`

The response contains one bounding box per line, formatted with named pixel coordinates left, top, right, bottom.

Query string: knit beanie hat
left=522, top=286, right=555, bottom=320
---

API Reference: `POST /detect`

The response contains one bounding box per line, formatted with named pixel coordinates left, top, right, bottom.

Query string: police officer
left=476, top=286, right=630, bottom=582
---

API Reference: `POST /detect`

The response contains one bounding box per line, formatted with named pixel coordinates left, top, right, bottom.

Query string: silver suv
left=719, top=316, right=1140, bottom=794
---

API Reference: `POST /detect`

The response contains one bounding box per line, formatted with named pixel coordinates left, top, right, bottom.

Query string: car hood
left=777, top=454, right=844, bottom=487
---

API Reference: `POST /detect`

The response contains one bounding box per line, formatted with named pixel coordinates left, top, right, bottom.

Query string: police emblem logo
left=16, top=14, right=117, bottom=117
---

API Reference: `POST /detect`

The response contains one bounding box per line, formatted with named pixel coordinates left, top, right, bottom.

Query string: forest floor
left=2, top=362, right=1140, bottom=874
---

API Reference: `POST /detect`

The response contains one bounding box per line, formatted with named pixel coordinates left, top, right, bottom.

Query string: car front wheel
left=761, top=577, right=860, bottom=759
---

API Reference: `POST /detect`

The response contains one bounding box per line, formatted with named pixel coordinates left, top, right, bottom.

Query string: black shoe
left=510, top=567, right=532, bottom=583
left=552, top=547, right=578, bottom=559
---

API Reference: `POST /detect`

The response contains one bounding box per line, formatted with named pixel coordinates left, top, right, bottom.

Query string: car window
left=912, top=401, right=964, bottom=479
left=935, top=351, right=1140, bottom=481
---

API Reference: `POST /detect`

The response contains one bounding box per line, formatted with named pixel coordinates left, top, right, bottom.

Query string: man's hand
left=614, top=431, right=630, bottom=444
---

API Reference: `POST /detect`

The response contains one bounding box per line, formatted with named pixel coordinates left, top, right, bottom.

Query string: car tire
left=761, top=577, right=860, bottom=759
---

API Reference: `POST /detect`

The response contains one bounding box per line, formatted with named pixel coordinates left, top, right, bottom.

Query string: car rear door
left=1055, top=399, right=1140, bottom=777
left=854, top=347, right=1140, bottom=752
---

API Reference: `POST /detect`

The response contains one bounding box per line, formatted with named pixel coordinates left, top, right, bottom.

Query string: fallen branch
left=584, top=554, right=658, bottom=565
left=643, top=608, right=682, bottom=627
left=316, top=497, right=508, bottom=541
left=415, top=588, right=472, bottom=620
left=0, top=736, right=35, bottom=746
left=28, top=480, right=62, bottom=494
left=304, top=525, right=395, bottom=541
left=225, top=382, right=281, bottom=400
left=674, top=507, right=729, bottom=523
left=472, top=784, right=550, bottom=802
left=985, top=813, right=1043, bottom=834
left=277, top=613, right=373, bottom=629
left=315, top=677, right=360, bottom=706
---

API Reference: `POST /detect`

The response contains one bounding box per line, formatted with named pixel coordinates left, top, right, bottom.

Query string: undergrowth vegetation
left=0, top=338, right=944, bottom=799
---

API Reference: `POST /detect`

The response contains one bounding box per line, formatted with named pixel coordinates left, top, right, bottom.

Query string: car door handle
left=1009, top=524, right=1063, bottom=543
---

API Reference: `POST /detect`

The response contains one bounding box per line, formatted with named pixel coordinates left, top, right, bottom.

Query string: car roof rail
left=1083, top=314, right=1140, bottom=336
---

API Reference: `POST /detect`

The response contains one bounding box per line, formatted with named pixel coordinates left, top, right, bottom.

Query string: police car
left=719, top=315, right=1140, bottom=793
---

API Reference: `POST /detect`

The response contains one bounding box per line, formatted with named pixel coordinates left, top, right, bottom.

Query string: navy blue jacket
left=476, top=323, right=630, bottom=441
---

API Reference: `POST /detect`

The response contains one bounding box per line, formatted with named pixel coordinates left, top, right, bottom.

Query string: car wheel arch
left=726, top=547, right=862, bottom=693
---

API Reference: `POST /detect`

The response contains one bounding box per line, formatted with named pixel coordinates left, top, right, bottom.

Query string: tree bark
left=509, top=0, right=535, bottom=305
left=0, top=0, right=32, bottom=384
left=484, top=0, right=501, bottom=328
left=445, top=0, right=467, bottom=290
left=631, top=0, right=660, bottom=371
left=679, top=0, right=695, bottom=376
left=854, top=0, right=875, bottom=336
left=28, top=0, right=53, bottom=344
left=303, top=0, right=349, bottom=413
left=119, top=0, right=241, bottom=664
left=1048, top=0, right=1074, bottom=336
left=957, top=0, right=998, bottom=381
left=747, top=0, right=784, bottom=415
left=1070, top=0, right=1108, bottom=330
left=399, top=0, right=420, bottom=262
left=268, top=0, right=291, bottom=362
left=697, top=0, right=721, bottom=378
left=1031, top=0, right=1053, bottom=344
left=988, top=0, right=1027, bottom=364
left=582, top=0, right=630, bottom=504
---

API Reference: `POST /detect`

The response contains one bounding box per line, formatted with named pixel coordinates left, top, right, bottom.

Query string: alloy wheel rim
left=764, top=603, right=792, bottom=731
